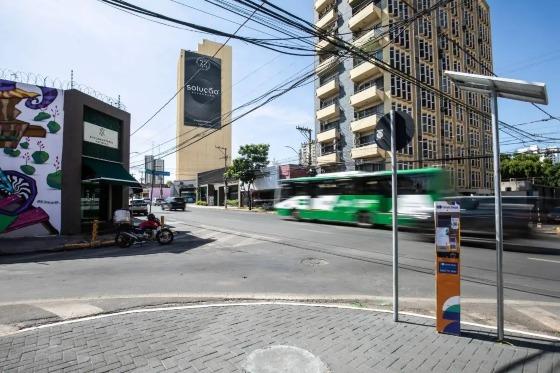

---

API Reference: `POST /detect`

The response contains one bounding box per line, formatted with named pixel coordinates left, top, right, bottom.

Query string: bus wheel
left=291, top=209, right=301, bottom=220
left=357, top=211, right=372, bottom=227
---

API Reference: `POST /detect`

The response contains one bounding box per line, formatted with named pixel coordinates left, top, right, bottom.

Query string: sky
left=1, top=0, right=558, bottom=180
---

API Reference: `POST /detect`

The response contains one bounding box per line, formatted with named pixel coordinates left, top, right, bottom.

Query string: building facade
left=0, top=79, right=138, bottom=237
left=176, top=40, right=232, bottom=181
left=299, top=140, right=318, bottom=168
left=313, top=0, right=494, bottom=193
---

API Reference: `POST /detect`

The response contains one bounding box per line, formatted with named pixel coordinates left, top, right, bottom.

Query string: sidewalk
left=0, top=233, right=116, bottom=255
left=0, top=303, right=557, bottom=372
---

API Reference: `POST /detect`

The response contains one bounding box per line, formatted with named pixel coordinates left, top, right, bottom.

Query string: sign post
left=375, top=110, right=414, bottom=322
left=435, top=201, right=461, bottom=335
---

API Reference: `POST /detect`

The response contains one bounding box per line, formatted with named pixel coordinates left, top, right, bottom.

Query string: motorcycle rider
left=139, top=213, right=160, bottom=230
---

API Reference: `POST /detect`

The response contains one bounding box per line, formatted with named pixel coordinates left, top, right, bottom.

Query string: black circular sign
left=374, top=111, right=415, bottom=151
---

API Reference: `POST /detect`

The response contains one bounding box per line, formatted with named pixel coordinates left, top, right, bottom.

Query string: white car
left=129, top=199, right=148, bottom=215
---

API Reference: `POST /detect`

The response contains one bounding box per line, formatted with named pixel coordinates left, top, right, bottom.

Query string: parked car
left=129, top=199, right=148, bottom=215
left=161, top=197, right=186, bottom=211
left=547, top=207, right=560, bottom=223
left=143, top=198, right=152, bottom=206
left=153, top=198, right=165, bottom=206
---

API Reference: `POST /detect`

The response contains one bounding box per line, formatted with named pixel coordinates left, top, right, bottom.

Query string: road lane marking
left=528, top=257, right=560, bottom=264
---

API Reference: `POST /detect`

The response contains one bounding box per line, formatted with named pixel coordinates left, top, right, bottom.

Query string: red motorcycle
left=114, top=211, right=173, bottom=248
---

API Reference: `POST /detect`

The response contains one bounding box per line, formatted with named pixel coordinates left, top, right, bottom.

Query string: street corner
left=0, top=303, right=558, bottom=372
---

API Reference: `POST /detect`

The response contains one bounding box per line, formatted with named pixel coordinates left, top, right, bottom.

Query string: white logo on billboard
left=196, top=57, right=211, bottom=71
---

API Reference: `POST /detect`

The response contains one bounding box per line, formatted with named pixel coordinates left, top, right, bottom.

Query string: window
left=390, top=75, right=412, bottom=101
left=357, top=177, right=390, bottom=195
left=422, top=138, right=437, bottom=160
left=321, top=141, right=336, bottom=155
left=388, top=0, right=409, bottom=19
left=418, top=18, right=432, bottom=38
left=457, top=168, right=465, bottom=187
left=443, top=121, right=453, bottom=139
left=456, top=125, right=464, bottom=143
left=355, top=131, right=375, bottom=146
left=456, top=106, right=464, bottom=121
left=398, top=143, right=413, bottom=156
left=389, top=47, right=411, bottom=74
left=421, top=89, right=435, bottom=110
left=355, top=76, right=384, bottom=93
left=354, top=104, right=384, bottom=120
left=438, top=8, right=448, bottom=28
left=470, top=171, right=481, bottom=188
left=457, top=146, right=465, bottom=165
left=391, top=102, right=412, bottom=115
left=444, top=143, right=454, bottom=160
left=320, top=120, right=339, bottom=133
left=469, top=129, right=480, bottom=148
left=319, top=95, right=337, bottom=109
left=390, top=24, right=410, bottom=48
left=421, top=113, right=436, bottom=135
left=451, top=19, right=459, bottom=37
left=418, top=39, right=433, bottom=62
left=419, top=63, right=434, bottom=86
left=441, top=97, right=451, bottom=116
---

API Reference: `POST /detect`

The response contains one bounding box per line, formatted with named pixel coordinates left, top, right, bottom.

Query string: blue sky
left=1, top=0, right=558, bottom=179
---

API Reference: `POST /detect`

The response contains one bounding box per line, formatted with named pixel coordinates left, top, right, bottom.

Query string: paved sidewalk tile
left=0, top=304, right=558, bottom=372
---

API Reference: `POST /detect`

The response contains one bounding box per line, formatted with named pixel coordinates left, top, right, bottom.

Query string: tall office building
left=176, top=40, right=232, bottom=182
left=314, top=0, right=493, bottom=193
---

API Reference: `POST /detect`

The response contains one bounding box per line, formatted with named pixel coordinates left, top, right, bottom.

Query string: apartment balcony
left=349, top=86, right=385, bottom=108
left=317, top=128, right=339, bottom=143
left=316, top=103, right=340, bottom=122
left=350, top=61, right=382, bottom=82
left=351, top=144, right=385, bottom=159
left=314, top=0, right=331, bottom=12
left=317, top=152, right=339, bottom=165
left=353, top=29, right=388, bottom=50
left=315, top=35, right=337, bottom=52
left=316, top=8, right=337, bottom=30
left=316, top=56, right=338, bottom=75
left=350, top=114, right=379, bottom=133
left=348, top=2, right=381, bottom=31
left=316, top=79, right=339, bottom=99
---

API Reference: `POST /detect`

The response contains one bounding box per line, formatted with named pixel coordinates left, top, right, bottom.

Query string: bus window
left=316, top=179, right=354, bottom=196
left=358, top=177, right=390, bottom=195
left=398, top=175, right=430, bottom=194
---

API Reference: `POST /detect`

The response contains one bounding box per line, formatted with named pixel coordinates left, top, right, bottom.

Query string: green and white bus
left=275, top=167, right=449, bottom=227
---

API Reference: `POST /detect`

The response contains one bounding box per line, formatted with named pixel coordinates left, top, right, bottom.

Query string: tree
left=225, top=144, right=269, bottom=210
left=500, top=153, right=560, bottom=187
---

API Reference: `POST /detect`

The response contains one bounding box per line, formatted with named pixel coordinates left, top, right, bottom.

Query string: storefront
left=62, top=89, right=139, bottom=234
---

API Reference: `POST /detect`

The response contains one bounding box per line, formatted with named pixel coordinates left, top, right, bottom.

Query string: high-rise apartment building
left=313, top=0, right=493, bottom=193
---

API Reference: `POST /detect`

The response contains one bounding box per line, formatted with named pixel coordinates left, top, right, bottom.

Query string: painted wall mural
left=0, top=80, right=63, bottom=236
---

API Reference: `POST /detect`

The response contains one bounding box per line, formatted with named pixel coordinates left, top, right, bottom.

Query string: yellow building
left=176, top=40, right=232, bottom=181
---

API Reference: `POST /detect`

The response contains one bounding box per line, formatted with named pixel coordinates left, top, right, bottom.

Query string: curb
left=0, top=239, right=115, bottom=256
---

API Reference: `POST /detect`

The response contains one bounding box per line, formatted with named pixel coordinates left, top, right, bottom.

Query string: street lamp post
left=444, top=71, right=548, bottom=341
left=284, top=145, right=301, bottom=165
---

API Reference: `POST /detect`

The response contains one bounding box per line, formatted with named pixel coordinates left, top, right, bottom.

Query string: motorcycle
left=114, top=211, right=174, bottom=248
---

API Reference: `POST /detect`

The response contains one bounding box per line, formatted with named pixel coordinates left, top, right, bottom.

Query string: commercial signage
left=84, top=121, right=118, bottom=149
left=183, top=51, right=222, bottom=128
left=435, top=201, right=461, bottom=335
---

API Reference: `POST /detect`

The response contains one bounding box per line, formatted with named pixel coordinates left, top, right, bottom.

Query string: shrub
left=196, top=200, right=208, bottom=206
left=226, top=199, right=238, bottom=207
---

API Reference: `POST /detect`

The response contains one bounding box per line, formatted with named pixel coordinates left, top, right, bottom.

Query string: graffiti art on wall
left=0, top=80, right=63, bottom=236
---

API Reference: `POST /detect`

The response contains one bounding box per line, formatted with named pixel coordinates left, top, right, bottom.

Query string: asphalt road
left=0, top=206, right=559, bottom=337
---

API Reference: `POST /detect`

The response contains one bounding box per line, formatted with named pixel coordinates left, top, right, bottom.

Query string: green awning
left=82, top=157, right=141, bottom=188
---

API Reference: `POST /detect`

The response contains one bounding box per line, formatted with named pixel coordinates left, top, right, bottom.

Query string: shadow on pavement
left=0, top=231, right=214, bottom=265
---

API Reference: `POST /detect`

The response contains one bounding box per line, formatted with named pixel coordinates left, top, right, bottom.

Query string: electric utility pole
left=216, top=146, right=229, bottom=209
left=296, top=125, right=314, bottom=175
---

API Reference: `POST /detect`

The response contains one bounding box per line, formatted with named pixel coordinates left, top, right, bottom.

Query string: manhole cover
left=243, top=345, right=330, bottom=373
left=300, top=258, right=328, bottom=266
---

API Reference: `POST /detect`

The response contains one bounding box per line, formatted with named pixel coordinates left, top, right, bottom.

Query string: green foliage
left=501, top=153, right=560, bottom=187
left=226, top=199, right=238, bottom=207
left=196, top=200, right=208, bottom=206
left=225, top=144, right=269, bottom=210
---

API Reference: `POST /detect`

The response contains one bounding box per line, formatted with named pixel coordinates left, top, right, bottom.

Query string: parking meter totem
left=435, top=201, right=461, bottom=335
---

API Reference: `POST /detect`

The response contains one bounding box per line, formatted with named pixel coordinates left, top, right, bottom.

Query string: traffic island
left=0, top=303, right=557, bottom=372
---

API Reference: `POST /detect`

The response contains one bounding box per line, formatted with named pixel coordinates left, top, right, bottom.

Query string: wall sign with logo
left=435, top=201, right=461, bottom=336
left=84, top=121, right=119, bottom=149
left=183, top=51, right=222, bottom=128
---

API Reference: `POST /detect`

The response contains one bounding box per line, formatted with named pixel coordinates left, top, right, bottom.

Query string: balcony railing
left=354, top=105, right=383, bottom=121
left=320, top=97, right=338, bottom=109
left=320, top=121, right=339, bottom=133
